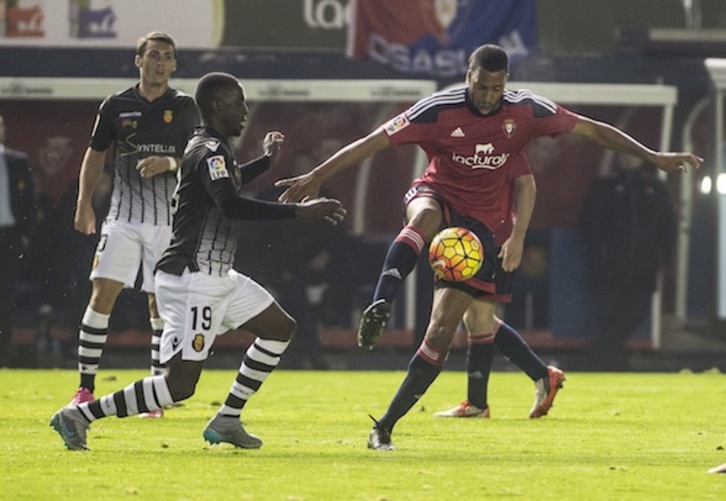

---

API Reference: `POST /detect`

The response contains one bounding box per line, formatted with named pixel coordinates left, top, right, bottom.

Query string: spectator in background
left=23, top=163, right=114, bottom=366
left=580, top=153, right=677, bottom=370
left=0, top=114, right=36, bottom=367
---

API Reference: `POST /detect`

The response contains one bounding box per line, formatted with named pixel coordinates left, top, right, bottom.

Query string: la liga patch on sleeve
left=207, top=155, right=229, bottom=180
left=383, top=113, right=410, bottom=136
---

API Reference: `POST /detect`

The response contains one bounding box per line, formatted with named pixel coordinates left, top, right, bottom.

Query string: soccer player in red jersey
left=277, top=44, right=702, bottom=450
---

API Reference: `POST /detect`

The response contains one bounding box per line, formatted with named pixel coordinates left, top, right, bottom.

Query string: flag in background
left=347, top=0, right=536, bottom=78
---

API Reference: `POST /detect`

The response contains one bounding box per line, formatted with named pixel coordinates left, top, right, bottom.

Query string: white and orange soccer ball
left=428, top=226, right=484, bottom=282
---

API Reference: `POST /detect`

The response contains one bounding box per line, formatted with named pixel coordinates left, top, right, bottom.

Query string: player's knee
left=419, top=219, right=444, bottom=241
left=166, top=376, right=197, bottom=401
left=424, top=326, right=455, bottom=351
left=408, top=205, right=443, bottom=239
left=165, top=366, right=201, bottom=402
left=281, top=315, right=297, bottom=341
left=89, top=279, right=124, bottom=313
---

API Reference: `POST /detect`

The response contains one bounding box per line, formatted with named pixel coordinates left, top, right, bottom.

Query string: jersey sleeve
left=534, top=103, right=578, bottom=138
left=380, top=102, right=436, bottom=146
left=89, top=96, right=116, bottom=152
left=197, top=147, right=295, bottom=220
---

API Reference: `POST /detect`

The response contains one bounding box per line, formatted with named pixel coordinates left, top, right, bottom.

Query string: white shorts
left=90, top=219, right=172, bottom=291
left=155, top=268, right=275, bottom=363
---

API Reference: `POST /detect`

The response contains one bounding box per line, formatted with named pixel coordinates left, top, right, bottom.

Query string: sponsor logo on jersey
left=163, top=110, right=173, bottom=124
left=207, top=155, right=229, bottom=180
left=450, top=127, right=465, bottom=137
left=120, top=140, right=176, bottom=158
left=192, top=334, right=205, bottom=352
left=451, top=143, right=510, bottom=170
left=383, top=114, right=410, bottom=135
left=121, top=118, right=138, bottom=129
left=137, top=144, right=176, bottom=154
left=502, top=119, right=516, bottom=138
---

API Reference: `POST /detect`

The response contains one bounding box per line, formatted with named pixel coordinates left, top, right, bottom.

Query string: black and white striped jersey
left=90, top=85, right=199, bottom=225
left=157, top=126, right=294, bottom=277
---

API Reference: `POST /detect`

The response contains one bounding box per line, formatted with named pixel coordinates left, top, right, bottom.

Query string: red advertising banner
left=347, top=0, right=537, bottom=78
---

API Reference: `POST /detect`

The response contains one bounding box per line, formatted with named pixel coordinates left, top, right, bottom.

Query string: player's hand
left=295, top=197, right=346, bottom=225
left=498, top=236, right=524, bottom=272
left=136, top=156, right=175, bottom=179
left=275, top=172, right=322, bottom=203
left=652, top=152, right=703, bottom=173
left=263, top=131, right=284, bottom=160
left=74, top=202, right=97, bottom=235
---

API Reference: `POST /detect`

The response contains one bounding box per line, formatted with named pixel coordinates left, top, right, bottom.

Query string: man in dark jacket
left=0, top=114, right=36, bottom=366
left=580, top=153, right=677, bottom=370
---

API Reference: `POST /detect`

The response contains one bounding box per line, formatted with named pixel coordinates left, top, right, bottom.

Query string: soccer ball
left=428, top=227, right=484, bottom=282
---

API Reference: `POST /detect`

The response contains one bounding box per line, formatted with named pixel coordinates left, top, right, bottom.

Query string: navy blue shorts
left=404, top=184, right=513, bottom=302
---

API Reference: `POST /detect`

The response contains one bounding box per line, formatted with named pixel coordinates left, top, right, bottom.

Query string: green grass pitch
left=1, top=368, right=724, bottom=500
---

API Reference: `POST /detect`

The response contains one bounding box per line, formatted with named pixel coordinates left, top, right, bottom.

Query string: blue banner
left=347, top=0, right=537, bottom=78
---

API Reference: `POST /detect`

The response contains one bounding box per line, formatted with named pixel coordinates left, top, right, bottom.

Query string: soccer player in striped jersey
left=50, top=72, right=346, bottom=451
left=69, top=32, right=200, bottom=418
left=277, top=43, right=702, bottom=450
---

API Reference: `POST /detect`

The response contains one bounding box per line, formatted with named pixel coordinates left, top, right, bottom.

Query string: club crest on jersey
left=502, top=119, right=516, bottom=138
left=192, top=334, right=205, bottom=352
left=163, top=110, right=173, bottom=124
left=207, top=155, right=229, bottom=180
left=383, top=114, right=410, bottom=135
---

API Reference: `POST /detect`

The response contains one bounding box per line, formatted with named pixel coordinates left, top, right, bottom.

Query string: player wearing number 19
left=50, top=72, right=346, bottom=451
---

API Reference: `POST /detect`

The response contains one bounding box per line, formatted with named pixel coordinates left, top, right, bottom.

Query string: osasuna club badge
left=502, top=119, right=516, bottom=138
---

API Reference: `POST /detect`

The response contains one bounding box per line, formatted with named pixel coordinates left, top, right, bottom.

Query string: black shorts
left=404, top=184, right=513, bottom=302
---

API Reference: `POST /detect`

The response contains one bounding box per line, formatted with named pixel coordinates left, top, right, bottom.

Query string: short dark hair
left=136, top=31, right=176, bottom=57
left=468, top=44, right=509, bottom=73
left=195, top=72, right=241, bottom=118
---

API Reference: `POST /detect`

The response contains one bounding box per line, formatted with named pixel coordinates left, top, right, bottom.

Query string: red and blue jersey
left=382, top=85, right=577, bottom=231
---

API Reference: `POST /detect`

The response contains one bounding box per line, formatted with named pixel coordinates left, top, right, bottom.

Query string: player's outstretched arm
left=571, top=115, right=703, bottom=173
left=294, top=197, right=347, bottom=226
left=275, top=128, right=392, bottom=202
left=237, top=132, right=285, bottom=186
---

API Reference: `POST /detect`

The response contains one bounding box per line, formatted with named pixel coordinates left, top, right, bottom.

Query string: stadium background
left=1, top=0, right=725, bottom=371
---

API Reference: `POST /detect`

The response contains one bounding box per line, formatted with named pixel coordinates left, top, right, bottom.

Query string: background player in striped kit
left=69, top=32, right=200, bottom=417
left=50, top=72, right=346, bottom=451
left=277, top=44, right=702, bottom=450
